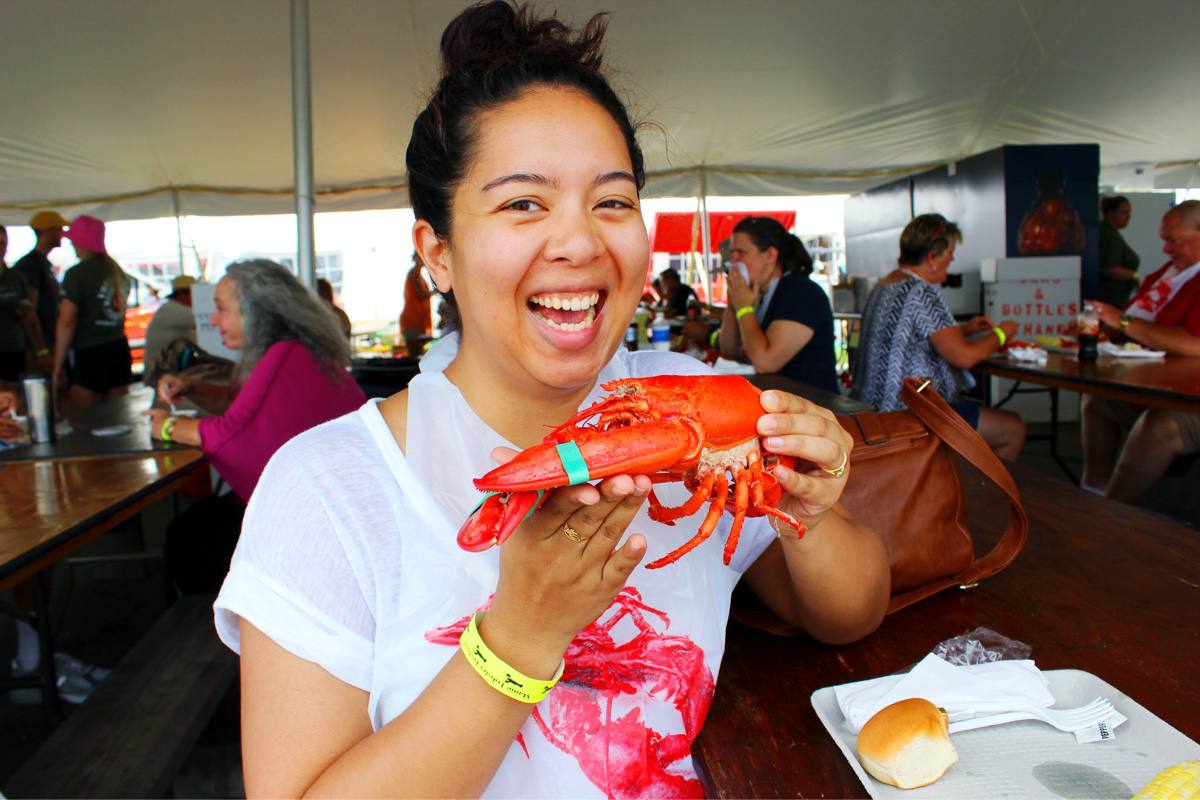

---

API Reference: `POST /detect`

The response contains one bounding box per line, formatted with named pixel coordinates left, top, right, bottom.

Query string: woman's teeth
left=530, top=292, right=600, bottom=311
left=529, top=292, right=601, bottom=332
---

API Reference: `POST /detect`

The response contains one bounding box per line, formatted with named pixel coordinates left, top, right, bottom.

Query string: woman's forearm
left=776, top=507, right=890, bottom=644
left=304, top=653, right=541, bottom=798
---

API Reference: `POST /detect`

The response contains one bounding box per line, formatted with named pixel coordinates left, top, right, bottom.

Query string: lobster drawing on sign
left=425, top=587, right=714, bottom=798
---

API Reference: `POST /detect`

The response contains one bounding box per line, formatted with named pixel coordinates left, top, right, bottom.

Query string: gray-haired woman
left=148, top=259, right=366, bottom=593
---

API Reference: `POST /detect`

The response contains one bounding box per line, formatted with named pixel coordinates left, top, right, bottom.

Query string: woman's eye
left=596, top=197, right=635, bottom=210
left=503, top=198, right=545, bottom=212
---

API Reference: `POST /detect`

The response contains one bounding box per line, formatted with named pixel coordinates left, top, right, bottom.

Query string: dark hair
left=316, top=277, right=335, bottom=303
left=1101, top=195, right=1130, bottom=216
left=406, top=0, right=645, bottom=240
left=732, top=216, right=814, bottom=275
left=898, top=213, right=963, bottom=266
left=660, top=267, right=680, bottom=283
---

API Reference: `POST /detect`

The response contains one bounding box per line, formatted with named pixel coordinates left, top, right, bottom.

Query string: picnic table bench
left=4, top=594, right=237, bottom=799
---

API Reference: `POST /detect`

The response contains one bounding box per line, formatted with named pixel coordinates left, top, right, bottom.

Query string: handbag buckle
left=958, top=581, right=980, bottom=590
left=916, top=379, right=932, bottom=393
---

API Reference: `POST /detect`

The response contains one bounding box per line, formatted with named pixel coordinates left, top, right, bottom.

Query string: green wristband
left=735, top=306, right=755, bottom=321
left=992, top=326, right=1007, bottom=347
left=160, top=416, right=177, bottom=442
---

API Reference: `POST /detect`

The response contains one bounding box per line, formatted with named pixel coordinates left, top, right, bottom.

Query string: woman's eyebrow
left=479, top=170, right=636, bottom=192
left=594, top=170, right=636, bottom=187
left=481, top=173, right=554, bottom=192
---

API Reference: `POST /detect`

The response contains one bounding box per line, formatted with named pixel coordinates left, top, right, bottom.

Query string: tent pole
left=699, top=169, right=713, bottom=304
left=171, top=189, right=187, bottom=278
left=291, top=0, right=316, bottom=288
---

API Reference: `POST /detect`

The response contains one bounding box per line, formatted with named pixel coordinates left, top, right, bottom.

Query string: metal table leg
left=1048, top=387, right=1079, bottom=484
left=33, top=570, right=63, bottom=716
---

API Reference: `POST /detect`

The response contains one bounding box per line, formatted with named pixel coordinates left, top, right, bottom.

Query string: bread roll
left=856, top=698, right=958, bottom=789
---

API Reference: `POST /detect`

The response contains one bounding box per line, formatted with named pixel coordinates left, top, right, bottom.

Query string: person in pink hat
left=53, top=215, right=133, bottom=408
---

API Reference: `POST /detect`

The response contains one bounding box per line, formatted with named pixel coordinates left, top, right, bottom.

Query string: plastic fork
left=948, top=697, right=1115, bottom=734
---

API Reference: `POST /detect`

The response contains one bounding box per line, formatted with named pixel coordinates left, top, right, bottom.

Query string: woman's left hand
left=145, top=408, right=170, bottom=440
left=726, top=267, right=757, bottom=312
left=756, top=389, right=852, bottom=532
left=1087, top=300, right=1123, bottom=328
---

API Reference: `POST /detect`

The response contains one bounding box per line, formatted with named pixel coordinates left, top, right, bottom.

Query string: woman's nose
left=543, top=206, right=605, bottom=266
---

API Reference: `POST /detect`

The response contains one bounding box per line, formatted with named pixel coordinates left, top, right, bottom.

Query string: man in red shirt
left=1082, top=200, right=1200, bottom=502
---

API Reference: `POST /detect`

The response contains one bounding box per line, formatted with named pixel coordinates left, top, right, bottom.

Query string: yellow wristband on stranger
left=735, top=306, right=755, bottom=321
left=160, top=416, right=176, bottom=442
left=459, top=613, right=564, bottom=704
left=992, top=326, right=1007, bottom=347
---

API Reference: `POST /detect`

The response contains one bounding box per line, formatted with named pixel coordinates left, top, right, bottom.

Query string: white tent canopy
left=2, top=0, right=1197, bottom=224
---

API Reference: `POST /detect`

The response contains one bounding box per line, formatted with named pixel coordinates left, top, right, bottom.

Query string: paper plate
left=91, top=424, right=133, bottom=437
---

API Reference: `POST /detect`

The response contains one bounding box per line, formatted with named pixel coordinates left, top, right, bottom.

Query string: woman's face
left=1106, top=201, right=1132, bottom=230
left=926, top=245, right=956, bottom=284
left=729, top=232, right=778, bottom=287
left=427, top=87, right=647, bottom=392
left=210, top=277, right=245, bottom=350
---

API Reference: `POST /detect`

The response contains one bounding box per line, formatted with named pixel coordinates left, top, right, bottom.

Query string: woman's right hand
left=157, top=373, right=191, bottom=405
left=480, top=460, right=650, bottom=678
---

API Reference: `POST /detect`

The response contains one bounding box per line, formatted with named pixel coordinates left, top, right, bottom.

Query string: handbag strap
left=885, top=377, right=1029, bottom=613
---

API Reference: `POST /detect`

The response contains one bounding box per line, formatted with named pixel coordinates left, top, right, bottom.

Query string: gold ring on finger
left=821, top=448, right=848, bottom=479
left=562, top=524, right=587, bottom=543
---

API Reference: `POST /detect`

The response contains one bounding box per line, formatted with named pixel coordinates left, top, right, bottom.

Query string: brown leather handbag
left=838, top=376, right=1028, bottom=614
left=732, top=376, right=1028, bottom=631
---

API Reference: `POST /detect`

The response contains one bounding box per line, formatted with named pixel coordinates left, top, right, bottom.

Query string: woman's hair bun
left=440, top=1, right=606, bottom=79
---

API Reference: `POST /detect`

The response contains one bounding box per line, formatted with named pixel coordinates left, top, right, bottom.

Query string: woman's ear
left=414, top=220, right=452, bottom=293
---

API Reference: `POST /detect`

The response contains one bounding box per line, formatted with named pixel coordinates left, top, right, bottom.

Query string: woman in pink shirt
left=148, top=259, right=365, bottom=593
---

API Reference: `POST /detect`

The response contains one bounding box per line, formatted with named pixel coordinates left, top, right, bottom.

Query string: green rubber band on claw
left=555, top=441, right=591, bottom=485
left=468, top=489, right=546, bottom=526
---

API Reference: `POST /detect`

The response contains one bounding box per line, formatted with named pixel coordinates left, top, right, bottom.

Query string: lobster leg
left=645, top=479, right=729, bottom=569
left=722, top=468, right=750, bottom=565
left=648, top=472, right=718, bottom=525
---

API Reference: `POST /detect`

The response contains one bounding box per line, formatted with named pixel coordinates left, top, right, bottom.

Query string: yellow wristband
left=459, top=613, right=564, bottom=704
left=735, top=306, right=755, bottom=321
left=160, top=416, right=176, bottom=442
left=709, top=329, right=720, bottom=348
left=992, top=326, right=1007, bottom=347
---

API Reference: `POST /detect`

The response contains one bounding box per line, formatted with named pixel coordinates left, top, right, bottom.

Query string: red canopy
left=650, top=211, right=797, bottom=253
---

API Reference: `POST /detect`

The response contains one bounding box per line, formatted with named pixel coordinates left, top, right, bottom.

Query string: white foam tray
left=811, top=669, right=1200, bottom=799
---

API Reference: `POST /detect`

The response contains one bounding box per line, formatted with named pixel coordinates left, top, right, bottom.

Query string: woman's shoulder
left=251, top=402, right=401, bottom=507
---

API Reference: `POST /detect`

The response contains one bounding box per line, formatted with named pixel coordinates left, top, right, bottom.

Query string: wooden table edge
left=0, top=451, right=208, bottom=592
left=979, top=361, right=1200, bottom=412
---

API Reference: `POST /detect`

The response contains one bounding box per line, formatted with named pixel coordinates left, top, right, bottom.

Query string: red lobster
left=457, top=375, right=805, bottom=569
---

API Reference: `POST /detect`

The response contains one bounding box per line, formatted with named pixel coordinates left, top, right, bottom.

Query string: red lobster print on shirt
left=424, top=587, right=714, bottom=798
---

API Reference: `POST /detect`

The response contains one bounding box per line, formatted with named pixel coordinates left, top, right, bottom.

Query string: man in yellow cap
left=12, top=210, right=68, bottom=351
left=142, top=274, right=198, bottom=384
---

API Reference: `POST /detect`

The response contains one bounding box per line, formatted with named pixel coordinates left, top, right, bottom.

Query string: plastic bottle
left=625, top=321, right=638, bottom=351
left=650, top=317, right=671, bottom=351
left=1077, top=302, right=1099, bottom=361
left=633, top=305, right=649, bottom=346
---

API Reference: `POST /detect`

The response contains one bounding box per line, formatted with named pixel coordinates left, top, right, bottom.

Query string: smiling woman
left=214, top=3, right=889, bottom=798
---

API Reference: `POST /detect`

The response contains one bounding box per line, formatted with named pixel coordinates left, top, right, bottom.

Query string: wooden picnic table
left=692, top=458, right=1200, bottom=798
left=0, top=385, right=195, bottom=464
left=981, top=351, right=1200, bottom=413
left=978, top=352, right=1200, bottom=481
left=0, top=450, right=207, bottom=592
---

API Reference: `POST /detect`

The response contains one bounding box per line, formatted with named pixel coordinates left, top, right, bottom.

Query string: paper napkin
left=834, top=653, right=1056, bottom=733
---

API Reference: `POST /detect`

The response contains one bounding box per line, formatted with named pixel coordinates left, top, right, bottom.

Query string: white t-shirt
left=214, top=345, right=776, bottom=798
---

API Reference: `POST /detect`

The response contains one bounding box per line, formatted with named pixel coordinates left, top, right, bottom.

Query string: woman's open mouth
left=528, top=290, right=605, bottom=332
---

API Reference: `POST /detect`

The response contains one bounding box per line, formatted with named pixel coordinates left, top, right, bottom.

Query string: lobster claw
left=457, top=491, right=542, bottom=552
left=455, top=419, right=701, bottom=553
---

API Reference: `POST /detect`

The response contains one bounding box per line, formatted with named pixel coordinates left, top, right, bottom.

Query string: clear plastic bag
left=932, top=626, right=1031, bottom=666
